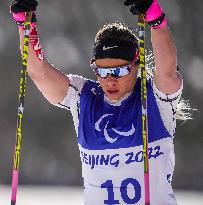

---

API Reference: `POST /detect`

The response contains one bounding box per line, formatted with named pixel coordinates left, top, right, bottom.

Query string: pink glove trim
left=12, top=12, right=36, bottom=28
left=145, top=0, right=167, bottom=28
left=13, top=12, right=26, bottom=22
left=145, top=0, right=163, bottom=21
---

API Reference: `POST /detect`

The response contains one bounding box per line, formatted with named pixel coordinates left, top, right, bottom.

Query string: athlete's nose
left=105, top=75, right=118, bottom=86
left=106, top=74, right=117, bottom=81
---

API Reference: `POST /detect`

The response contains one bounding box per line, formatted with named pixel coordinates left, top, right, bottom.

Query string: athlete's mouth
left=107, top=90, right=119, bottom=94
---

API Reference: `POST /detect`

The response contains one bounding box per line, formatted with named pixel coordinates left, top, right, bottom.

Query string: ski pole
left=11, top=12, right=32, bottom=205
left=138, top=14, right=150, bottom=205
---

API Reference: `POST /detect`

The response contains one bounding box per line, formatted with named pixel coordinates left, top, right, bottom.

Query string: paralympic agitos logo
left=95, top=114, right=135, bottom=143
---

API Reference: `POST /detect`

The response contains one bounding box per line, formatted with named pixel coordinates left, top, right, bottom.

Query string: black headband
left=93, top=38, right=139, bottom=62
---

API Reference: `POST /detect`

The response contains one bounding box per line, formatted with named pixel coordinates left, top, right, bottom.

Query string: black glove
left=10, top=0, right=38, bottom=14
left=10, top=0, right=38, bottom=26
left=124, top=0, right=153, bottom=15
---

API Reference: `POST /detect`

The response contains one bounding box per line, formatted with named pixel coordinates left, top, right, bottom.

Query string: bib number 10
left=101, top=178, right=141, bottom=204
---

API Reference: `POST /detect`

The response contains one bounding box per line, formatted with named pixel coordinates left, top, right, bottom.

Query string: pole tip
left=11, top=200, right=16, bottom=205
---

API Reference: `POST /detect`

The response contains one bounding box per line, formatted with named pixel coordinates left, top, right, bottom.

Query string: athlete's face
left=95, top=58, right=139, bottom=101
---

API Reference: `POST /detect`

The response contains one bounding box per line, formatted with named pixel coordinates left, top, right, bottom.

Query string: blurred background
left=0, top=0, right=202, bottom=204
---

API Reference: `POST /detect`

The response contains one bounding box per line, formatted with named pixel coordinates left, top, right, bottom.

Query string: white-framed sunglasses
left=90, top=59, right=140, bottom=79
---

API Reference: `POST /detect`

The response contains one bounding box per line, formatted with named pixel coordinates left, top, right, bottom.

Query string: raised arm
left=151, top=24, right=182, bottom=94
left=11, top=0, right=69, bottom=104
left=124, top=0, right=182, bottom=94
left=19, top=28, right=69, bottom=104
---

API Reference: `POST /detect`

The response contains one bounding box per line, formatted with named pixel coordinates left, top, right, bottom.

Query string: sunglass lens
left=98, top=69, right=108, bottom=78
left=117, top=67, right=129, bottom=77
left=96, top=65, right=131, bottom=78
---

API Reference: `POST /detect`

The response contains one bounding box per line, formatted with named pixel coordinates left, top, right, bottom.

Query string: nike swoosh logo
left=103, top=46, right=118, bottom=51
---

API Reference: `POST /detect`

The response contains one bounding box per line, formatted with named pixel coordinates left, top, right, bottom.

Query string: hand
left=123, top=0, right=167, bottom=29
left=124, top=0, right=153, bottom=15
left=10, top=0, right=38, bottom=26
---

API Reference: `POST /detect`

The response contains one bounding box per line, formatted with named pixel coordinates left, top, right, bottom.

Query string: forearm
left=19, top=28, right=69, bottom=104
left=151, top=26, right=177, bottom=77
left=147, top=6, right=182, bottom=94
left=151, top=25, right=182, bottom=94
left=19, top=28, right=49, bottom=78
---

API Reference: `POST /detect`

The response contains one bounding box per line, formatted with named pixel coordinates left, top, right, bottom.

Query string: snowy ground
left=1, top=186, right=203, bottom=205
